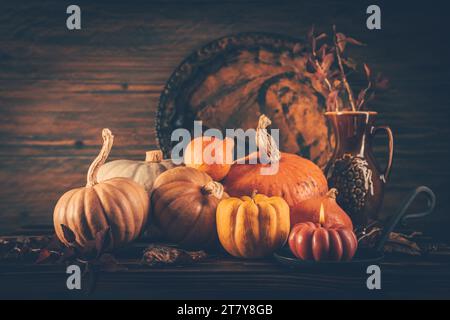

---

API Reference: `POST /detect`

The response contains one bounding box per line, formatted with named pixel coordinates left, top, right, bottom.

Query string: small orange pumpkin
left=291, top=188, right=353, bottom=229
left=152, top=167, right=228, bottom=248
left=53, top=129, right=149, bottom=249
left=216, top=191, right=290, bottom=258
left=184, top=136, right=234, bottom=181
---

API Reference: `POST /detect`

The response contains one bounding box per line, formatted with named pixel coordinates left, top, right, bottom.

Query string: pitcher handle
left=375, top=186, right=436, bottom=252
left=372, top=125, right=394, bottom=182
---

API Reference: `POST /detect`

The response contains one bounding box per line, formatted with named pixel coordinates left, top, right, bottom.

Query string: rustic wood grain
left=0, top=0, right=449, bottom=239
left=1, top=253, right=450, bottom=299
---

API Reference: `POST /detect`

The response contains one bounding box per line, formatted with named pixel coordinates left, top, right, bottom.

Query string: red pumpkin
left=288, top=222, right=357, bottom=262
left=291, top=188, right=353, bottom=229
left=223, top=115, right=328, bottom=214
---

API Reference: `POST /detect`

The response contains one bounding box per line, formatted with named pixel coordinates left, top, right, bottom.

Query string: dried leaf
left=364, top=63, right=371, bottom=79
left=336, top=33, right=346, bottom=53
left=60, top=246, right=76, bottom=262
left=343, top=58, right=358, bottom=70
left=346, top=37, right=365, bottom=46
left=292, top=43, right=303, bottom=54
left=318, top=44, right=329, bottom=59
left=61, top=224, right=76, bottom=245
left=375, top=74, right=389, bottom=90
left=326, top=90, right=339, bottom=111
left=95, top=227, right=112, bottom=256
left=321, top=53, right=334, bottom=72
left=36, top=249, right=52, bottom=264
left=142, top=244, right=207, bottom=266
left=356, top=89, right=366, bottom=108
left=315, top=33, right=327, bottom=41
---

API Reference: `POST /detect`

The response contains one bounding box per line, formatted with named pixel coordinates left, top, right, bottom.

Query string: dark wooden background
left=1, top=0, right=449, bottom=239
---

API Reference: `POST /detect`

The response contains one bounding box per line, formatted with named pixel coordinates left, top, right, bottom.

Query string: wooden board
left=1, top=243, right=450, bottom=299
left=0, top=0, right=449, bottom=240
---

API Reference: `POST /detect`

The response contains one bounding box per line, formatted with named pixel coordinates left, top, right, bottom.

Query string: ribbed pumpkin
left=53, top=129, right=149, bottom=249
left=97, top=149, right=177, bottom=194
left=223, top=115, right=328, bottom=216
left=288, top=222, right=358, bottom=262
left=292, top=188, right=353, bottom=229
left=152, top=167, right=228, bottom=248
left=216, top=191, right=290, bottom=258
left=184, top=136, right=234, bottom=181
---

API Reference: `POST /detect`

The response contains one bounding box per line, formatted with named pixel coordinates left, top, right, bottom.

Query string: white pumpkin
left=97, top=150, right=177, bottom=194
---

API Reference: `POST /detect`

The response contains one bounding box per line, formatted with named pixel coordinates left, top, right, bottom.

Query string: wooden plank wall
left=1, top=0, right=449, bottom=238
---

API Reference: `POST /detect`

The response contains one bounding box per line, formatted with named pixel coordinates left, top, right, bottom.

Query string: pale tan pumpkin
left=53, top=129, right=149, bottom=249
left=152, top=167, right=228, bottom=248
left=216, top=191, right=290, bottom=258
left=97, top=150, right=177, bottom=194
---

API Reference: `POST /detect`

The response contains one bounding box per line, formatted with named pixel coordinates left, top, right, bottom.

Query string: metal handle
left=372, top=125, right=394, bottom=182
left=375, top=186, right=436, bottom=252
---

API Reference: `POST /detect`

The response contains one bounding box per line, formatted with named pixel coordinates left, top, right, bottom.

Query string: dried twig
left=333, top=25, right=357, bottom=111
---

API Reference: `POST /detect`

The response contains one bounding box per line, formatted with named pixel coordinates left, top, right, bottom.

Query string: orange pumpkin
left=216, top=191, right=290, bottom=258
left=184, top=136, right=234, bottom=181
left=291, top=188, right=353, bottom=229
left=152, top=167, right=228, bottom=248
left=223, top=115, right=328, bottom=216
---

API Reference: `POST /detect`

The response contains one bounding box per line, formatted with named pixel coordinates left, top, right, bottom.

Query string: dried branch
left=333, top=25, right=357, bottom=111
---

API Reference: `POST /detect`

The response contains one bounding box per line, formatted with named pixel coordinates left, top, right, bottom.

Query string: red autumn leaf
left=36, top=249, right=52, bottom=264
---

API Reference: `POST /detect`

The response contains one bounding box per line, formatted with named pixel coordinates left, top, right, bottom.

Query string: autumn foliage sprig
left=307, top=25, right=388, bottom=112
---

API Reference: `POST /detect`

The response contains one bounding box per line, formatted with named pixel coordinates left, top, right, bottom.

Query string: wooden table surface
left=2, top=249, right=450, bottom=300
left=1, top=0, right=450, bottom=300
left=1, top=229, right=450, bottom=299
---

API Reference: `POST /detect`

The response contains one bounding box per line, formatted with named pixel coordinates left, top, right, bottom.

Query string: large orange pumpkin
left=223, top=115, right=328, bottom=216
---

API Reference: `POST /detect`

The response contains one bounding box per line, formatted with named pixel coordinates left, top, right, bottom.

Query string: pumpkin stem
left=256, top=114, right=281, bottom=163
left=86, top=129, right=114, bottom=187
left=327, top=188, right=339, bottom=199
left=202, top=181, right=224, bottom=200
left=251, top=190, right=258, bottom=198
left=145, top=150, right=163, bottom=163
